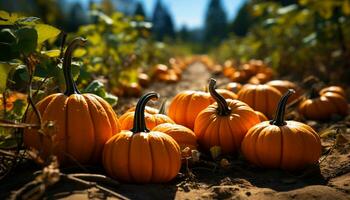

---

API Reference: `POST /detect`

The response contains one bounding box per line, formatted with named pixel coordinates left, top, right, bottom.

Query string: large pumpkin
left=168, top=89, right=237, bottom=130
left=266, top=80, right=303, bottom=103
left=24, top=38, right=121, bottom=165
left=241, top=90, right=321, bottom=170
left=237, top=84, right=282, bottom=119
left=299, top=87, right=348, bottom=120
left=153, top=123, right=197, bottom=158
left=194, top=79, right=260, bottom=154
left=102, top=92, right=181, bottom=183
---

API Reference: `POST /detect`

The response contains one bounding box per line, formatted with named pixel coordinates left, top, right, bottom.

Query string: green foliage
left=213, top=0, right=350, bottom=82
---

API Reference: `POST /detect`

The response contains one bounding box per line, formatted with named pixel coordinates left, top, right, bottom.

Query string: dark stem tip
left=209, top=78, right=231, bottom=116
left=270, top=89, right=295, bottom=126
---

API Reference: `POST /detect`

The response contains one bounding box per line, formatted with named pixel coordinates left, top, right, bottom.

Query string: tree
left=230, top=3, right=254, bottom=36
left=151, top=0, right=175, bottom=41
left=204, top=0, right=228, bottom=46
left=134, top=1, right=146, bottom=18
left=178, top=25, right=190, bottom=41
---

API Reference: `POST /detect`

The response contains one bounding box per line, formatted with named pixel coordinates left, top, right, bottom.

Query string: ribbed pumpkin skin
left=168, top=90, right=237, bottom=130
left=152, top=123, right=197, bottom=157
left=194, top=99, right=260, bottom=154
left=266, top=80, right=303, bottom=103
left=299, top=92, right=348, bottom=120
left=237, top=84, right=282, bottom=119
left=102, top=131, right=181, bottom=183
left=319, top=86, right=346, bottom=97
left=241, top=121, right=321, bottom=170
left=119, top=112, right=174, bottom=130
left=126, top=106, right=159, bottom=114
left=24, top=93, right=121, bottom=165
left=255, top=111, right=268, bottom=121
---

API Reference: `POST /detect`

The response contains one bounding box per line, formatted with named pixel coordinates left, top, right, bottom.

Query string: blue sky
left=66, top=0, right=246, bottom=30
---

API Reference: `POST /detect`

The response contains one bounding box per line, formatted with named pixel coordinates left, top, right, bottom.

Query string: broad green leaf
left=0, top=10, right=18, bottom=25
left=41, top=49, right=61, bottom=57
left=0, top=63, right=13, bottom=93
left=104, top=93, right=118, bottom=107
left=35, top=24, right=61, bottom=44
left=16, top=27, right=38, bottom=54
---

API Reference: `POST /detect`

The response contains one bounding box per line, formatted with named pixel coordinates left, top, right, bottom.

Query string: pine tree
left=204, top=0, right=228, bottom=46
left=230, top=3, right=253, bottom=36
left=151, top=0, right=175, bottom=41
left=134, top=1, right=146, bottom=18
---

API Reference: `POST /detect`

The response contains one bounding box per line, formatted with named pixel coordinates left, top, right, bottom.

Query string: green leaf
left=104, top=93, right=118, bottom=107
left=343, top=0, right=350, bottom=15
left=41, top=49, right=61, bottom=57
left=35, top=24, right=61, bottom=44
left=0, top=10, right=18, bottom=25
left=0, top=63, right=13, bottom=93
left=16, top=27, right=38, bottom=54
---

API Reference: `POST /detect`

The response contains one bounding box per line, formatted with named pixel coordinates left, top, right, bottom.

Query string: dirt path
left=1, top=63, right=350, bottom=199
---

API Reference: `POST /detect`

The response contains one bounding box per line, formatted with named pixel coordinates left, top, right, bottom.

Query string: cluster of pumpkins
left=23, top=38, right=347, bottom=184
left=222, top=59, right=274, bottom=84
left=114, top=57, right=191, bottom=97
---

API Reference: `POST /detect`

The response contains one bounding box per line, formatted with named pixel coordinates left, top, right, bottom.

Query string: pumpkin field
left=1, top=0, right=350, bottom=199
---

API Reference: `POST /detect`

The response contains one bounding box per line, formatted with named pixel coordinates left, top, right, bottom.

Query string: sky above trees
left=66, top=0, right=246, bottom=30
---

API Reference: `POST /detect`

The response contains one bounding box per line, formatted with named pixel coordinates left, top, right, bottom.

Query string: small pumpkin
left=153, top=123, right=197, bottom=158
left=24, top=38, right=121, bottom=165
left=138, top=73, right=150, bottom=87
left=319, top=86, right=346, bottom=97
left=266, top=80, right=303, bottom=103
left=102, top=92, right=181, bottom=183
left=299, top=87, right=348, bottom=120
left=194, top=79, right=260, bottom=154
left=255, top=111, right=268, bottom=121
left=241, top=90, right=321, bottom=170
left=237, top=84, right=282, bottom=119
left=248, top=73, right=270, bottom=85
left=168, top=88, right=237, bottom=130
left=119, top=102, right=174, bottom=130
left=225, top=82, right=242, bottom=93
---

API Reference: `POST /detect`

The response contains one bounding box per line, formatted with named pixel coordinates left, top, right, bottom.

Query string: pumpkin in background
left=266, top=80, right=303, bottom=103
left=237, top=84, right=282, bottom=119
left=248, top=73, right=270, bottom=85
left=319, top=86, right=346, bottom=97
left=103, top=92, right=181, bottom=183
left=255, top=111, right=268, bottom=121
left=153, top=123, right=197, bottom=158
left=119, top=100, right=174, bottom=130
left=194, top=79, right=260, bottom=154
left=168, top=88, right=237, bottom=130
left=242, top=90, right=321, bottom=170
left=299, top=87, right=348, bottom=120
left=138, top=73, right=150, bottom=87
left=24, top=38, right=121, bottom=165
left=225, top=82, right=242, bottom=93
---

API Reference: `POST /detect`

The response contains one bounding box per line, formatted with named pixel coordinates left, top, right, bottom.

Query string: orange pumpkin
left=266, top=80, right=303, bottom=103
left=319, top=86, right=346, bottom=97
left=119, top=103, right=174, bottom=130
left=242, top=90, right=321, bottom=170
left=194, top=79, right=260, bottom=154
left=237, top=84, right=282, bottom=119
left=103, top=92, right=181, bottom=183
left=255, top=111, right=268, bottom=121
left=138, top=73, right=150, bottom=87
left=299, top=87, right=348, bottom=120
left=168, top=89, right=237, bottom=130
left=24, top=38, right=121, bottom=165
left=248, top=73, right=270, bottom=84
left=153, top=123, right=197, bottom=158
left=225, top=82, right=242, bottom=93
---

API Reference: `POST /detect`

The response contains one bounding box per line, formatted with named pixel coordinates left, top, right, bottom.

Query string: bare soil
left=1, top=63, right=350, bottom=200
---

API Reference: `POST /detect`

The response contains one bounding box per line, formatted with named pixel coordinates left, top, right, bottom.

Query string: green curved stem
left=209, top=78, right=231, bottom=116
left=131, top=92, right=159, bottom=133
left=270, top=89, right=295, bottom=126
left=63, top=37, right=87, bottom=96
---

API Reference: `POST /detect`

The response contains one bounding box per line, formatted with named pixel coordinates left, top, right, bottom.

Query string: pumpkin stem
left=270, top=89, right=295, bottom=126
left=131, top=92, right=159, bottom=133
left=63, top=37, right=87, bottom=96
left=209, top=78, right=231, bottom=116
left=158, top=98, right=167, bottom=115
